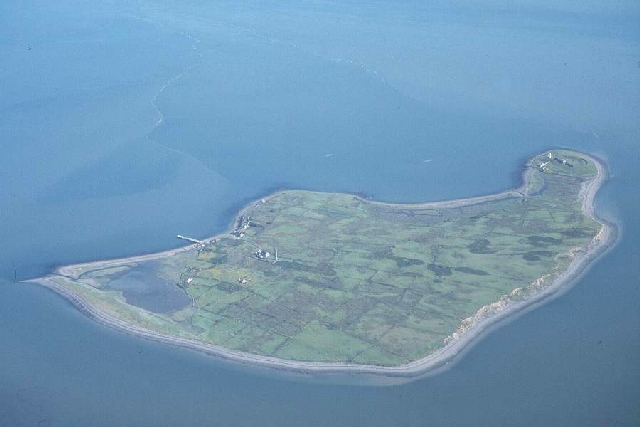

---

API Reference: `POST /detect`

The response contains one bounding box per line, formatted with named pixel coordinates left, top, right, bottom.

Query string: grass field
left=52, top=150, right=603, bottom=366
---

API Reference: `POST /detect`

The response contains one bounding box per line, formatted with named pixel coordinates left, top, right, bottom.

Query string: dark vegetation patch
left=468, top=214, right=488, bottom=221
left=315, top=263, right=337, bottom=276
left=467, top=238, right=496, bottom=254
left=217, top=281, right=241, bottom=293
left=398, top=289, right=423, bottom=309
left=370, top=246, right=424, bottom=267
left=277, top=260, right=307, bottom=271
left=411, top=235, right=430, bottom=243
left=560, top=228, right=593, bottom=238
left=428, top=264, right=453, bottom=277
left=278, top=260, right=336, bottom=276
left=522, top=250, right=554, bottom=261
left=455, top=267, right=489, bottom=276
left=399, top=271, right=423, bottom=278
left=393, top=257, right=424, bottom=268
left=297, top=276, right=342, bottom=290
left=527, top=236, right=562, bottom=246
left=206, top=255, right=228, bottom=265
left=343, top=298, right=378, bottom=327
left=371, top=247, right=393, bottom=259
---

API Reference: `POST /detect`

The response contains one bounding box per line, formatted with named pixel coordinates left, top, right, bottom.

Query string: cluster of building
left=255, top=247, right=278, bottom=262
left=231, top=215, right=253, bottom=239
left=538, top=152, right=572, bottom=172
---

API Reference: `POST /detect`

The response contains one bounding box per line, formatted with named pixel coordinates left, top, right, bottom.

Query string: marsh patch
left=467, top=238, right=496, bottom=254
left=399, top=271, right=423, bottom=278
left=206, top=254, right=228, bottom=265
left=393, top=257, right=424, bottom=268
left=217, top=281, right=242, bottom=293
left=455, top=267, right=489, bottom=276
left=428, top=264, right=453, bottom=276
left=527, top=236, right=562, bottom=246
left=561, top=228, right=594, bottom=238
left=522, top=250, right=553, bottom=261
left=298, top=276, right=342, bottom=290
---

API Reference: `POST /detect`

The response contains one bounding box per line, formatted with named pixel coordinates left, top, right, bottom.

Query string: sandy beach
left=27, top=151, right=617, bottom=378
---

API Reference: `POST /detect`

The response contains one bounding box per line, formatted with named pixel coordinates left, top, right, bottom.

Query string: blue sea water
left=1, top=0, right=639, bottom=425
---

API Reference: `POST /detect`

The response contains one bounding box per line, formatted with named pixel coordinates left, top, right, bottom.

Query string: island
left=29, top=149, right=615, bottom=376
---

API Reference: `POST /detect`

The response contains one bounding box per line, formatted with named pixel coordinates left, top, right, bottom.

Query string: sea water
left=1, top=0, right=638, bottom=425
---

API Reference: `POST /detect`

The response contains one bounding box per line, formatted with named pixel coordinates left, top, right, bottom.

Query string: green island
left=31, top=149, right=614, bottom=375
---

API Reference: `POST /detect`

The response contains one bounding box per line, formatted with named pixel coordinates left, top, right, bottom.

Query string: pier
left=177, top=235, right=204, bottom=245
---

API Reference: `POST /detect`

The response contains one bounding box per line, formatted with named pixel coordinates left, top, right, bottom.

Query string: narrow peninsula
left=29, top=150, right=615, bottom=376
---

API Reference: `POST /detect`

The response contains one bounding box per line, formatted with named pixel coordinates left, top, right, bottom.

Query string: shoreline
left=27, top=150, right=617, bottom=378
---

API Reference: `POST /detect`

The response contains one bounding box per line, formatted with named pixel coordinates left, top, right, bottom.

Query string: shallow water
left=1, top=0, right=639, bottom=425
left=105, top=262, right=191, bottom=313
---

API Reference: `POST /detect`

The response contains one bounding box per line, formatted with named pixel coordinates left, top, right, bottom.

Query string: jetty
left=177, top=235, right=204, bottom=245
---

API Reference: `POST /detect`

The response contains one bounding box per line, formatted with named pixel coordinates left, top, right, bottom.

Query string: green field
left=50, top=150, right=603, bottom=366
